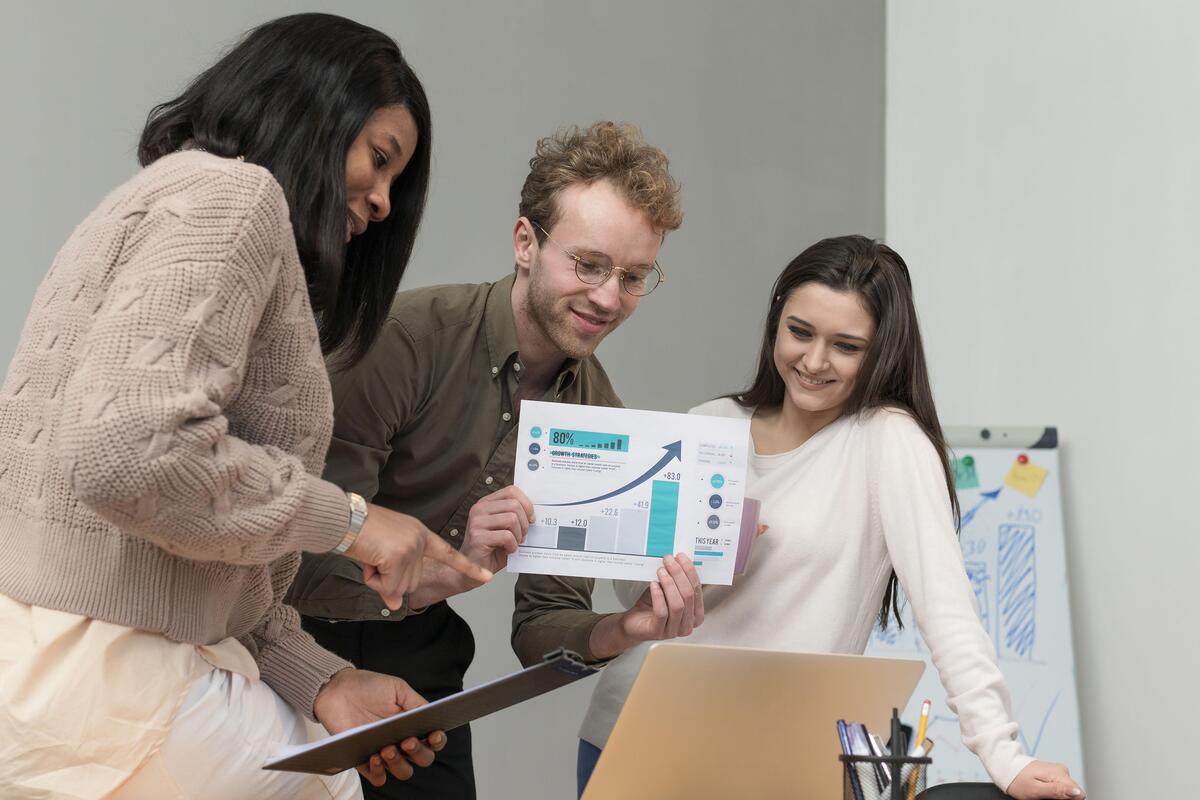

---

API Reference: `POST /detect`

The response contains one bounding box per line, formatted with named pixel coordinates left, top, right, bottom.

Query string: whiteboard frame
left=945, top=425, right=1057, bottom=450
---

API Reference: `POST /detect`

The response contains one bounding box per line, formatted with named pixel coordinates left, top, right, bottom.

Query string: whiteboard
left=864, top=427, right=1085, bottom=787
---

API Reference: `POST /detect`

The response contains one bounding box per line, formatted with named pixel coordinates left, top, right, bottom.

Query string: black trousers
left=302, top=602, right=476, bottom=800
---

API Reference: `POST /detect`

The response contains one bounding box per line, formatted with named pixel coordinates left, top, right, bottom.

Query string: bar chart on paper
left=524, top=477, right=681, bottom=558
left=509, top=402, right=751, bottom=584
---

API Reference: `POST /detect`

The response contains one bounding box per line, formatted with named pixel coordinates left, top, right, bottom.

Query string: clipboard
left=264, top=648, right=596, bottom=775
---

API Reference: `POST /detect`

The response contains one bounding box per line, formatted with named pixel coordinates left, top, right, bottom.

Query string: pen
left=890, top=707, right=904, bottom=760
left=868, top=733, right=891, bottom=782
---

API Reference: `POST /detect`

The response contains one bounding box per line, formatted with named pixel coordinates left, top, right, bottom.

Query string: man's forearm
left=586, top=610, right=638, bottom=660
left=511, top=573, right=612, bottom=666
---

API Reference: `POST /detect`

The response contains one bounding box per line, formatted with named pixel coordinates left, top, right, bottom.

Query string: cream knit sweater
left=580, top=399, right=1034, bottom=791
left=0, top=151, right=353, bottom=716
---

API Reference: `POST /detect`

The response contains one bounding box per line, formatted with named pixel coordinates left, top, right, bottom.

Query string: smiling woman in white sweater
left=575, top=236, right=1084, bottom=799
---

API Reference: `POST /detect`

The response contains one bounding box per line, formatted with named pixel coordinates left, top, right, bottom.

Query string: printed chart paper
left=508, top=401, right=751, bottom=585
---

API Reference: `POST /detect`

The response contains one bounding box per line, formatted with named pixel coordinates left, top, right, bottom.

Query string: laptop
left=582, top=642, right=925, bottom=799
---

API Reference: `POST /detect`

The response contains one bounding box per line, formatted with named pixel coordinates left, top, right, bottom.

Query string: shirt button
left=450, top=528, right=459, bottom=537
left=491, top=366, right=499, bottom=375
left=485, top=475, right=494, bottom=485
left=380, top=608, right=391, bottom=617
left=502, top=412, right=512, bottom=422
left=514, top=363, right=522, bottom=372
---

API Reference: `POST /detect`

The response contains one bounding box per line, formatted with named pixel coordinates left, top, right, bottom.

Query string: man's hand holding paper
left=461, top=486, right=537, bottom=573
left=588, top=554, right=706, bottom=659
left=408, top=486, right=536, bottom=609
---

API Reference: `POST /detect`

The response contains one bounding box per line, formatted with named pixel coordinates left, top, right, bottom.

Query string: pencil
left=910, top=699, right=931, bottom=755
left=904, top=738, right=932, bottom=800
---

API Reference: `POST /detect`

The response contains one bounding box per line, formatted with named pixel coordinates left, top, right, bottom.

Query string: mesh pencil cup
left=839, top=753, right=930, bottom=800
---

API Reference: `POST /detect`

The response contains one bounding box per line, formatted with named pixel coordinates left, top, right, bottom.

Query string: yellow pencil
left=910, top=699, right=931, bottom=755
left=906, top=701, right=932, bottom=800
left=905, top=738, right=933, bottom=800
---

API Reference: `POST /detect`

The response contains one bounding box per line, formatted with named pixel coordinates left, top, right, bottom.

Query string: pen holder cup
left=840, top=754, right=930, bottom=800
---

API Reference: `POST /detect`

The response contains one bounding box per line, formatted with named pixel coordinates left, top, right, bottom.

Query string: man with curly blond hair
left=288, top=121, right=704, bottom=799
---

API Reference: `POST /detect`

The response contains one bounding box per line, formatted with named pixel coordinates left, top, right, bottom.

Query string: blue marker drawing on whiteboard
left=871, top=612, right=924, bottom=653
left=964, top=560, right=991, bottom=632
left=998, top=523, right=1037, bottom=658
left=926, top=713, right=967, bottom=753
left=1018, top=691, right=1061, bottom=756
left=960, top=487, right=1002, bottom=529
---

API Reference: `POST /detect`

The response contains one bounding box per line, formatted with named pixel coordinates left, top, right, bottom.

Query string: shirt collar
left=484, top=272, right=582, bottom=396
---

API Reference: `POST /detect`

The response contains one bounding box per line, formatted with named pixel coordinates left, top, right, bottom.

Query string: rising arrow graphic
left=960, top=487, right=1002, bottom=529
left=543, top=441, right=682, bottom=506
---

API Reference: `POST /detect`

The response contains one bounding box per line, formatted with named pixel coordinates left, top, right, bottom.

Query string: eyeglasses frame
left=529, top=220, right=665, bottom=297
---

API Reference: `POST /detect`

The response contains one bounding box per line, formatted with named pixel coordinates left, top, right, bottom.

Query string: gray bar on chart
left=558, top=526, right=587, bottom=551
left=525, top=524, right=558, bottom=549
left=585, top=516, right=618, bottom=553
left=616, top=508, right=649, bottom=555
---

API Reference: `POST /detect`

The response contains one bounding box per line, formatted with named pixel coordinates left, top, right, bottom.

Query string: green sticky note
left=953, top=455, right=979, bottom=489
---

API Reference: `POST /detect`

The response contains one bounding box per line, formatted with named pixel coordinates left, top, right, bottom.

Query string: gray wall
left=887, top=1, right=1199, bottom=793
left=0, top=2, right=884, bottom=798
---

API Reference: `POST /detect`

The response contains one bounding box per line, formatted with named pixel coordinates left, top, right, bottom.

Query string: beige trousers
left=0, top=594, right=360, bottom=799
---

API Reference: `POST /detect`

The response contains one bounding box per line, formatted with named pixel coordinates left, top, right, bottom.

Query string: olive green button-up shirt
left=287, top=273, right=622, bottom=663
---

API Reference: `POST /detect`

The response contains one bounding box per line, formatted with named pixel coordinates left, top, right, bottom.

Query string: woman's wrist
left=333, top=492, right=368, bottom=554
left=313, top=666, right=355, bottom=723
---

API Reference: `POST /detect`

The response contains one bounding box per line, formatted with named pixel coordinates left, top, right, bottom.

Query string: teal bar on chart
left=646, top=480, right=679, bottom=557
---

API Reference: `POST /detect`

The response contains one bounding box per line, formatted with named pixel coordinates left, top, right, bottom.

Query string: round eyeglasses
left=532, top=222, right=665, bottom=297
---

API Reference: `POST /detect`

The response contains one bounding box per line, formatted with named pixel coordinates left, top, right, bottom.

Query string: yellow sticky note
left=1005, top=457, right=1048, bottom=498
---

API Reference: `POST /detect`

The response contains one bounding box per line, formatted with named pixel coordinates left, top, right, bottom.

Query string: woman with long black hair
left=0, top=13, right=487, bottom=798
left=575, top=236, right=1085, bottom=799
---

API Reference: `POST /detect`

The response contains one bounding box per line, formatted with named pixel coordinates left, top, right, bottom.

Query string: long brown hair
left=733, top=235, right=960, bottom=628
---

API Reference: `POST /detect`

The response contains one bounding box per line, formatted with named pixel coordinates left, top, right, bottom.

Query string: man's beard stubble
left=525, top=267, right=621, bottom=361
left=526, top=277, right=591, bottom=360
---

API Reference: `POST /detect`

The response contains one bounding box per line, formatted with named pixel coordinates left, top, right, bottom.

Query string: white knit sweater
left=579, top=398, right=1034, bottom=790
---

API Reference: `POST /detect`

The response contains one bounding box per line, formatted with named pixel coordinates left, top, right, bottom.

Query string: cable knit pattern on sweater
left=0, top=151, right=352, bottom=717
